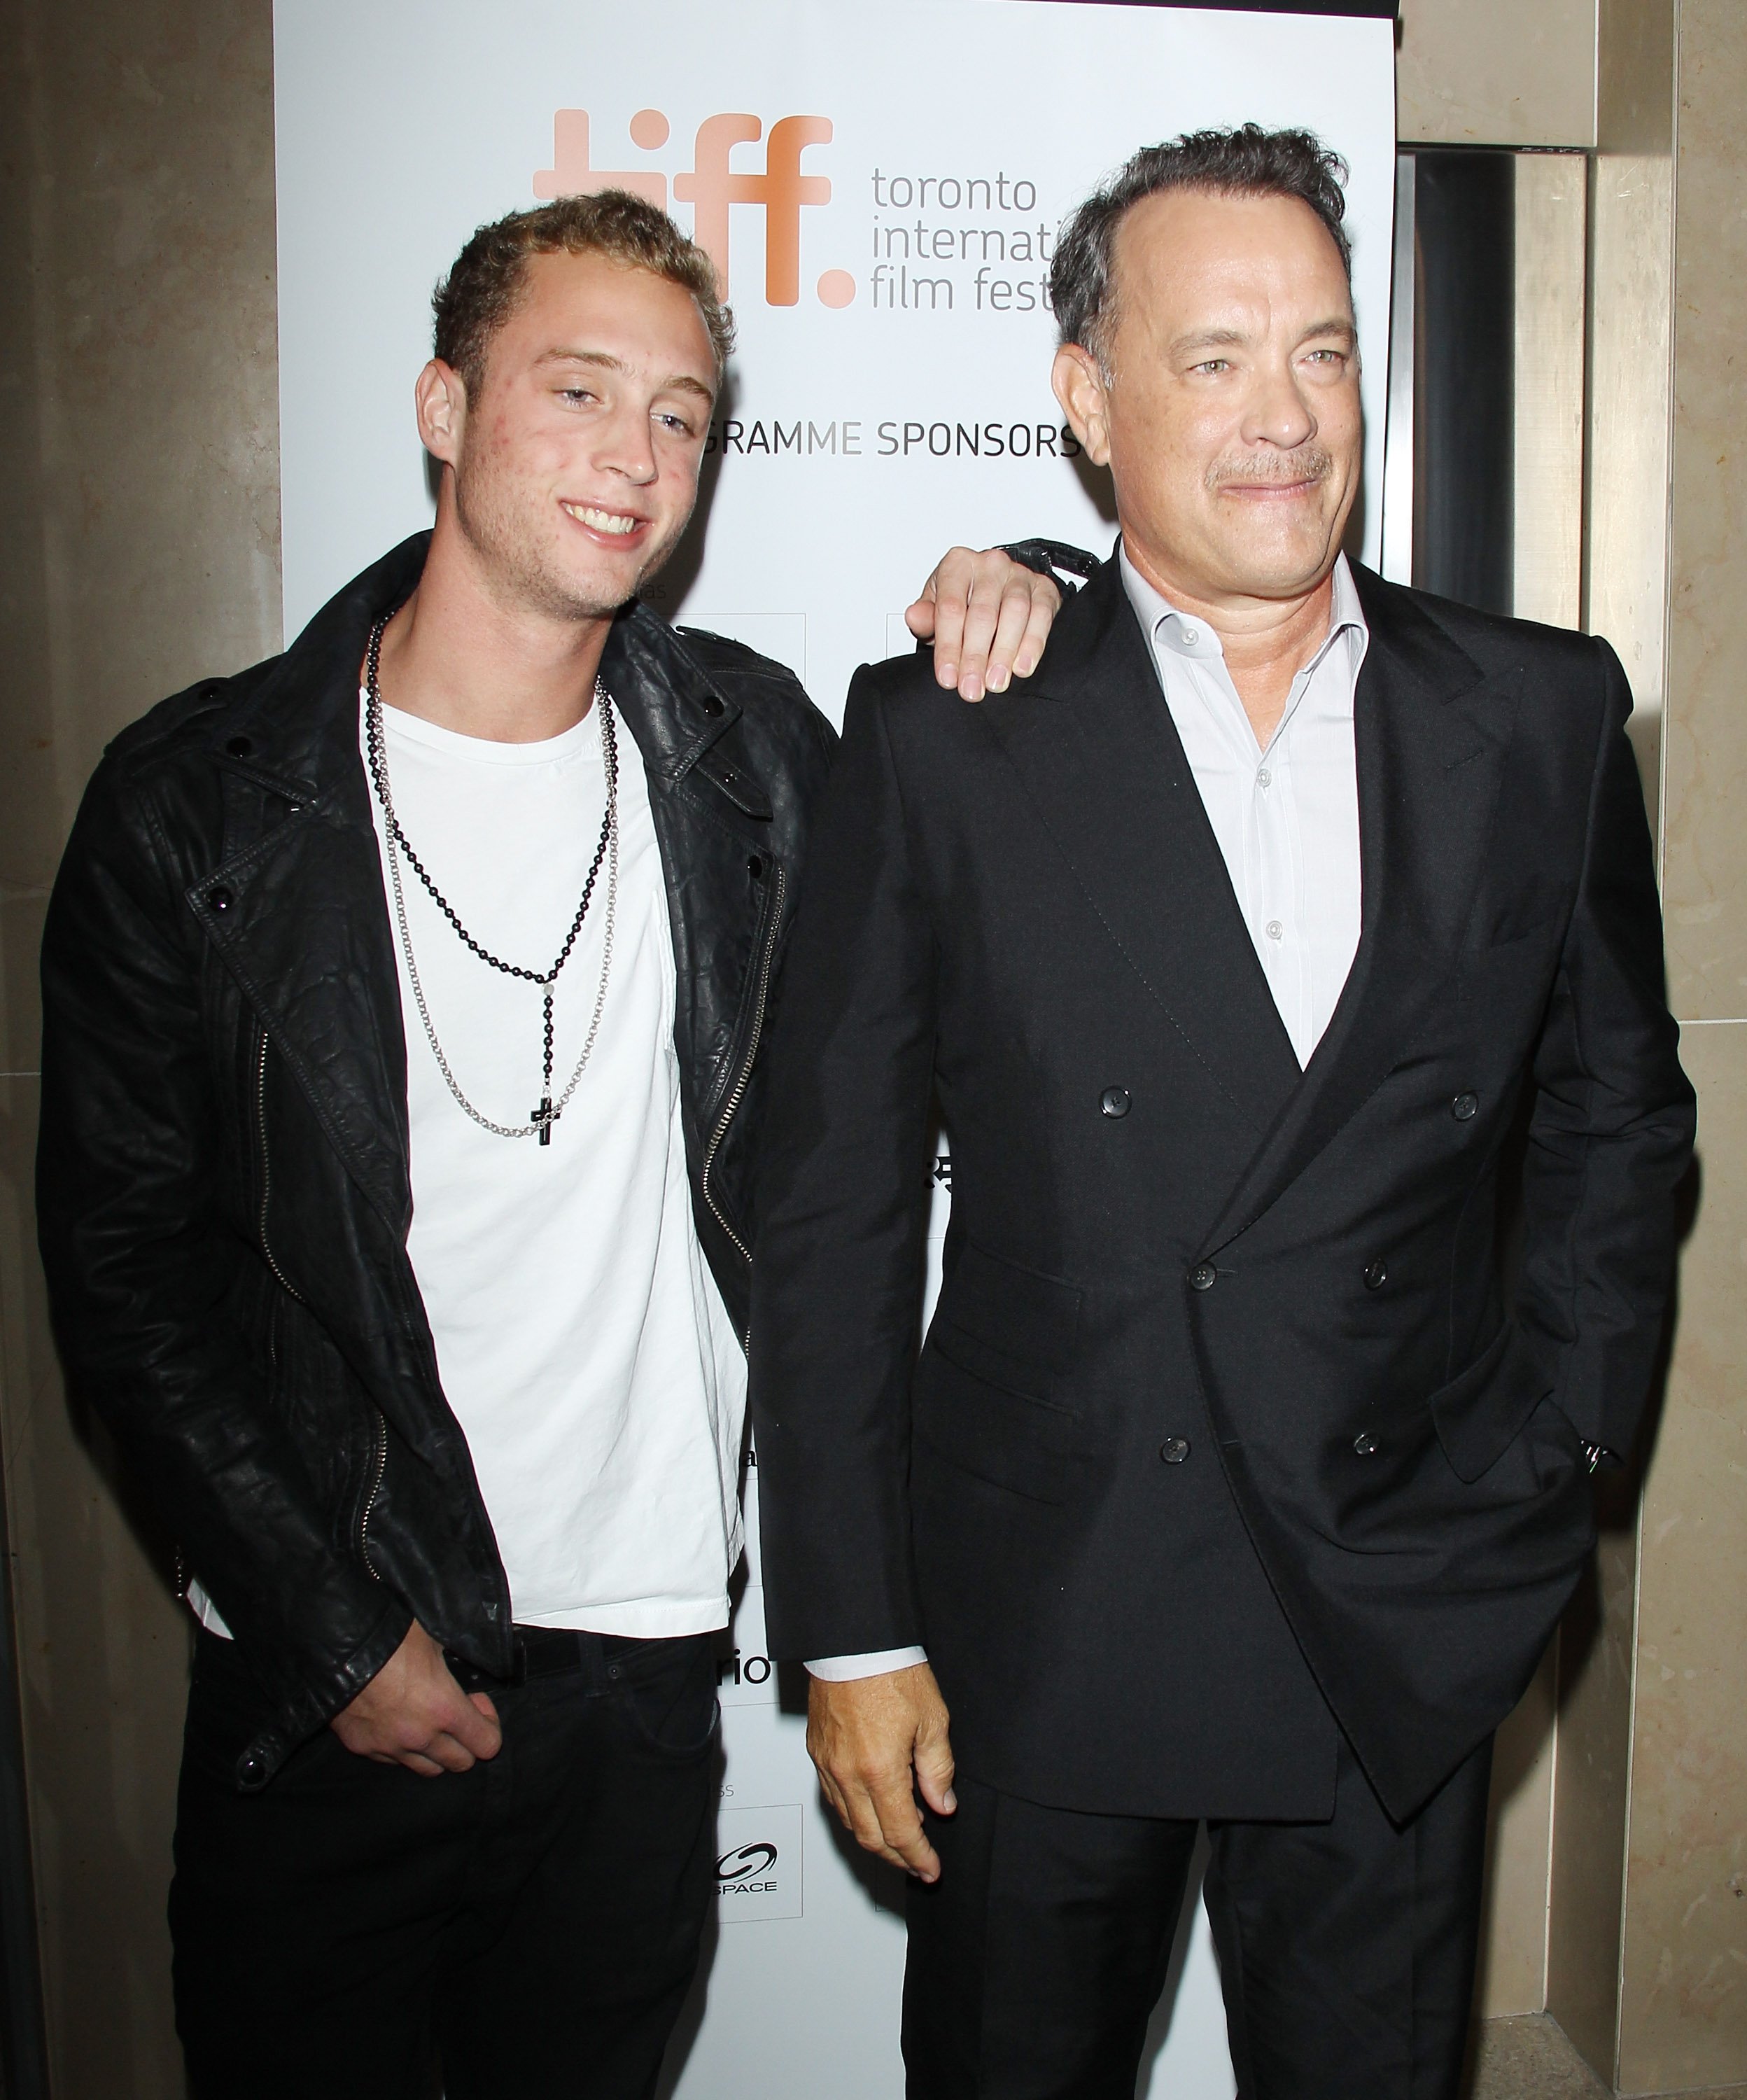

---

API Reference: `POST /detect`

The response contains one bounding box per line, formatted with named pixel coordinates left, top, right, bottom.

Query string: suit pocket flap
left=1430, top=1324, right=1554, bottom=1483
left=913, top=1344, right=1089, bottom=1505
left=932, top=1240, right=1083, bottom=1373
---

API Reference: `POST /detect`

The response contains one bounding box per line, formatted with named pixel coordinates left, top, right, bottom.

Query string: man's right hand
left=329, top=1619, right=503, bottom=1775
left=807, top=1662, right=956, bottom=1882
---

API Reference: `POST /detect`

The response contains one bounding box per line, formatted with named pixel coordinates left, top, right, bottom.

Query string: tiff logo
left=535, top=109, right=854, bottom=309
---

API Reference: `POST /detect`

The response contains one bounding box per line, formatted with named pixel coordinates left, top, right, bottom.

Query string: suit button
left=225, top=734, right=253, bottom=758
left=237, top=1749, right=269, bottom=1788
left=1363, top=1259, right=1389, bottom=1291
left=206, top=886, right=234, bottom=913
left=1159, top=1436, right=1191, bottom=1464
left=1189, top=1263, right=1216, bottom=1292
left=1100, top=1086, right=1130, bottom=1119
left=1353, top=1432, right=1379, bottom=1457
left=1451, top=1093, right=1479, bottom=1121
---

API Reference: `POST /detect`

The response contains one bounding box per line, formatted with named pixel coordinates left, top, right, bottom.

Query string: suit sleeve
left=36, top=760, right=412, bottom=1724
left=748, top=673, right=939, bottom=1661
left=1516, top=639, right=1696, bottom=1456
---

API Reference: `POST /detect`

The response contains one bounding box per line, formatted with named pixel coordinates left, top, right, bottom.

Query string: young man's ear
left=414, top=359, right=468, bottom=468
left=1051, top=343, right=1111, bottom=469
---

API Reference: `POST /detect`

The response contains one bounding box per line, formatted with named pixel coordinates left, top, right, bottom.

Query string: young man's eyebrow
left=537, top=347, right=714, bottom=400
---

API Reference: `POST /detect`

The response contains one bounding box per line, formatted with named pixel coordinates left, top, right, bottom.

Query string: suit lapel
left=1200, top=567, right=1518, bottom=1253
left=985, top=559, right=1303, bottom=1138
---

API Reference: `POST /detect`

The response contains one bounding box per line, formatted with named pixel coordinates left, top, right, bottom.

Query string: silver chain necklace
left=363, top=612, right=618, bottom=1144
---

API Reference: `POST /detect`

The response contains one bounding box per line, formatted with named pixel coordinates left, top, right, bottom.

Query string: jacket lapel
left=188, top=538, right=430, bottom=1232
left=985, top=559, right=1303, bottom=1138
left=1200, top=566, right=1518, bottom=1254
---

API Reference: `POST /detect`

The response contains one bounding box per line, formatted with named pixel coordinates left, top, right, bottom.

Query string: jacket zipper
left=255, top=1032, right=307, bottom=1307
left=357, top=1410, right=388, bottom=1580
left=701, top=864, right=786, bottom=1278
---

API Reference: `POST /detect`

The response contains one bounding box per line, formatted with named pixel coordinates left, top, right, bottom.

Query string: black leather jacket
left=36, top=534, right=836, bottom=1789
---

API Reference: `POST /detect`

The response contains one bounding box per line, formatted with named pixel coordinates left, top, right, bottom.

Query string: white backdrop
left=272, top=6, right=1396, bottom=2093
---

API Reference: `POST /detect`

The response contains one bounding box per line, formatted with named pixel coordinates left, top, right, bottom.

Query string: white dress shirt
left=808, top=550, right=1369, bottom=1684
left=1121, top=545, right=1368, bottom=1068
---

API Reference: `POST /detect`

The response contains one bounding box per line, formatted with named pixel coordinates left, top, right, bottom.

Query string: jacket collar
left=213, top=531, right=753, bottom=805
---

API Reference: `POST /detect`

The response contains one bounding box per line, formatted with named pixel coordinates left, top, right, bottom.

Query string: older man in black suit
left=748, top=127, right=1693, bottom=2100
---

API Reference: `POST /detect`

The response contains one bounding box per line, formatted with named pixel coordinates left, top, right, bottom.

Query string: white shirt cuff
left=805, top=1646, right=928, bottom=1681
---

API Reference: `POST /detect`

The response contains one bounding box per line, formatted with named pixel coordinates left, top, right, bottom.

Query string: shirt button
left=1265, top=919, right=1284, bottom=941
left=1159, top=1436, right=1191, bottom=1464
left=1189, top=1263, right=1216, bottom=1292
left=1099, top=1086, right=1131, bottom=1119
left=1353, top=1432, right=1379, bottom=1457
left=1181, top=626, right=1200, bottom=646
left=1256, top=768, right=1272, bottom=788
left=1451, top=1092, right=1479, bottom=1121
left=1363, top=1259, right=1389, bottom=1291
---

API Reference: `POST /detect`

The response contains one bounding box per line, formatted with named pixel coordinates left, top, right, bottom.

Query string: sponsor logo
left=716, top=1644, right=775, bottom=1690
left=535, top=108, right=838, bottom=307
left=533, top=114, right=1052, bottom=324
left=715, top=1586, right=780, bottom=1708
left=718, top=1841, right=778, bottom=1884
left=716, top=1803, right=803, bottom=1920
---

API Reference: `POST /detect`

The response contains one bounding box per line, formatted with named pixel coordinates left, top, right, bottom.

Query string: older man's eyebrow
left=1167, top=317, right=1357, bottom=360
left=1300, top=317, right=1359, bottom=348
left=1168, top=327, right=1249, bottom=358
left=537, top=347, right=714, bottom=400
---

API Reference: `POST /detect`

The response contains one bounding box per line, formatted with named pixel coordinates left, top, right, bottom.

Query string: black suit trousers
left=903, top=1734, right=1494, bottom=2100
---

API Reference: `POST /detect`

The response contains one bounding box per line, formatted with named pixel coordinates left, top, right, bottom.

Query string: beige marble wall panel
left=1477, top=1648, right=1559, bottom=2017
left=1397, top=0, right=1599, bottom=147
left=1660, top=1, right=1747, bottom=1024
left=0, top=1079, right=190, bottom=2097
left=1515, top=153, right=1589, bottom=633
left=1547, top=1473, right=1642, bottom=2082
left=0, top=0, right=281, bottom=2091
left=1584, top=150, right=1674, bottom=813
left=1597, top=0, right=1676, bottom=155
left=1617, top=1023, right=1747, bottom=2094
left=8, top=0, right=281, bottom=892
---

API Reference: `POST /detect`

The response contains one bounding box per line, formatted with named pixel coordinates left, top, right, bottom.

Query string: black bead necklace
left=363, top=610, right=619, bottom=1145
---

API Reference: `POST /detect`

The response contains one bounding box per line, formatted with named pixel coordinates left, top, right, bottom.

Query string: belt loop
left=510, top=1632, right=529, bottom=1687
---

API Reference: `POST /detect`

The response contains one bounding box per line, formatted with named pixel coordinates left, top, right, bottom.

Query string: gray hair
left=1049, top=125, right=1352, bottom=370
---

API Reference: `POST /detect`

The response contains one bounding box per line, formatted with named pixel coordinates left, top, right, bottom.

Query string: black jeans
left=904, top=1735, right=1494, bottom=2100
left=171, top=1625, right=720, bottom=2100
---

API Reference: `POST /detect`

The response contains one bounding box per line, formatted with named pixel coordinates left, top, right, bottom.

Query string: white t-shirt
left=191, top=692, right=747, bottom=1640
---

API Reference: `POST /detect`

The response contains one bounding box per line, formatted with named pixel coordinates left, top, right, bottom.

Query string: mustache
left=1206, top=448, right=1334, bottom=491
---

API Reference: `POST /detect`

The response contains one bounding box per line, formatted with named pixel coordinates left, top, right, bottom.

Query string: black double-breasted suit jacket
left=748, top=554, right=1694, bottom=1823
